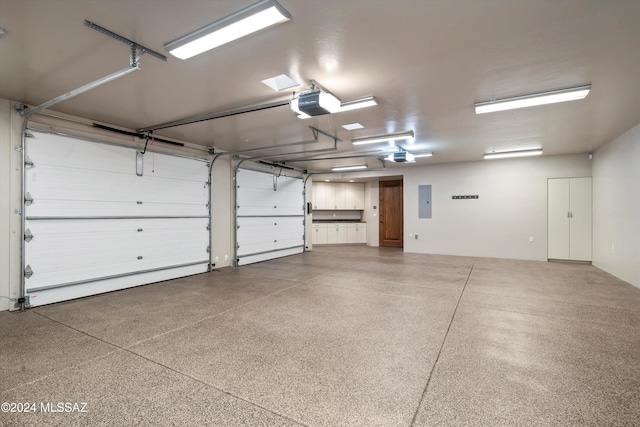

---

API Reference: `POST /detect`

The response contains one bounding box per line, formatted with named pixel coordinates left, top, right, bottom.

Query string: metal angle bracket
left=84, top=20, right=167, bottom=66
left=25, top=156, right=34, bottom=170
left=309, top=126, right=342, bottom=145
left=13, top=103, right=27, bottom=115
left=14, top=296, right=30, bottom=310
left=24, top=265, right=34, bottom=279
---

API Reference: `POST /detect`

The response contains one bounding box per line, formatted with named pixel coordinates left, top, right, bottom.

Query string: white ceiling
left=1, top=0, right=639, bottom=172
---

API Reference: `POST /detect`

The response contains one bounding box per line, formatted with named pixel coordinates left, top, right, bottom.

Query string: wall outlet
left=215, top=256, right=219, bottom=263
left=225, top=255, right=229, bottom=261
left=529, top=236, right=534, bottom=242
left=612, top=243, right=615, bottom=250
left=409, top=233, right=413, bottom=238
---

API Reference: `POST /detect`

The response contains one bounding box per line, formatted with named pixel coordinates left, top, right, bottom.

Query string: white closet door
left=235, top=168, right=304, bottom=266
left=547, top=177, right=592, bottom=262
left=23, top=131, right=209, bottom=307
left=569, top=177, right=592, bottom=262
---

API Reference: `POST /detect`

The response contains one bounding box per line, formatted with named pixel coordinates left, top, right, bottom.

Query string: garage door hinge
left=24, top=156, right=34, bottom=169
left=14, top=296, right=30, bottom=310
left=24, top=265, right=34, bottom=279
left=206, top=202, right=210, bottom=209
left=25, top=132, right=35, bottom=139
left=206, top=246, right=211, bottom=253
left=206, top=224, right=211, bottom=231
left=24, top=229, right=34, bottom=242
left=24, top=192, right=34, bottom=206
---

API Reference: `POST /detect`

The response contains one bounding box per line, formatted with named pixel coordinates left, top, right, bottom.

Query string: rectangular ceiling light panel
left=484, top=149, right=543, bottom=159
left=352, top=130, right=414, bottom=145
left=331, top=165, right=368, bottom=171
left=165, top=0, right=291, bottom=60
left=338, top=96, right=378, bottom=112
left=475, top=85, right=591, bottom=114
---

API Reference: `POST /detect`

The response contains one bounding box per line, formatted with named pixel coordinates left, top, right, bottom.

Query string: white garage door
left=23, top=131, right=210, bottom=307
left=235, top=168, right=304, bottom=266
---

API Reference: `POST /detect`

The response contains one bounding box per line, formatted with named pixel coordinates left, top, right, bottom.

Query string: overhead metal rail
left=139, top=99, right=292, bottom=132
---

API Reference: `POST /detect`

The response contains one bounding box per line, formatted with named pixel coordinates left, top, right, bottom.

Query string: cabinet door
left=347, top=225, right=357, bottom=243
left=337, top=224, right=348, bottom=244
left=548, top=179, right=570, bottom=260
left=313, top=225, right=328, bottom=244
left=314, top=182, right=327, bottom=209
left=325, top=183, right=336, bottom=209
left=569, top=177, right=592, bottom=261
left=334, top=183, right=347, bottom=209
left=346, top=183, right=365, bottom=210
left=327, top=224, right=339, bottom=244
left=355, top=224, right=367, bottom=244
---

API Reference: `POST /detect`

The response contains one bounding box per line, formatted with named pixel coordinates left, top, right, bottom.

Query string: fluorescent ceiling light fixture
left=337, top=96, right=378, bottom=113
left=342, top=123, right=364, bottom=131
left=352, top=130, right=414, bottom=146
left=484, top=149, right=543, bottom=160
left=413, top=152, right=433, bottom=158
left=475, top=85, right=591, bottom=114
left=165, top=0, right=291, bottom=60
left=261, top=74, right=300, bottom=92
left=331, top=165, right=368, bottom=171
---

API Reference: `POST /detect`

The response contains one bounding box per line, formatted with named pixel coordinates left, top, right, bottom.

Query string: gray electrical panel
left=418, top=185, right=432, bottom=218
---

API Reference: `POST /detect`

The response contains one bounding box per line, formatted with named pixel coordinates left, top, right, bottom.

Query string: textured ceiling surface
left=1, top=0, right=639, bottom=171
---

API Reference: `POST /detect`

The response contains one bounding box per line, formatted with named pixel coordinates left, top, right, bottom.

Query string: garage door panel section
left=24, top=218, right=209, bottom=290
left=28, top=264, right=207, bottom=307
left=24, top=131, right=210, bottom=307
left=26, top=134, right=208, bottom=217
left=237, top=217, right=304, bottom=255
left=236, top=169, right=304, bottom=216
left=235, top=168, right=304, bottom=266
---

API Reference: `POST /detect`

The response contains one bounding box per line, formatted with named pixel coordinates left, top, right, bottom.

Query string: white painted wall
left=592, top=123, right=640, bottom=288
left=210, top=156, right=233, bottom=268
left=363, top=181, right=379, bottom=247
left=0, top=99, right=23, bottom=311
left=402, top=155, right=592, bottom=260
left=305, top=179, right=313, bottom=250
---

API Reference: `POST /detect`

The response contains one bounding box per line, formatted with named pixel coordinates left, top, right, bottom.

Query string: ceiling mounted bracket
left=309, top=79, right=336, bottom=98
left=309, top=126, right=342, bottom=145
left=84, top=20, right=167, bottom=66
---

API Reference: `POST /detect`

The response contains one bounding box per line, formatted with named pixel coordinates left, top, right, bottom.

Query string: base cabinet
left=312, top=223, right=366, bottom=245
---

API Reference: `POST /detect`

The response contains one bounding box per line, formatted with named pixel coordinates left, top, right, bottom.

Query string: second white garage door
left=235, top=168, right=305, bottom=266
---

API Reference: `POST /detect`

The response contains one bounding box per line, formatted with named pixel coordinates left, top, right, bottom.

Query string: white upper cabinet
left=312, top=182, right=364, bottom=210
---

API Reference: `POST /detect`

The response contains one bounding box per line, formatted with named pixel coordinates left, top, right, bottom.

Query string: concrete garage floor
left=1, top=246, right=639, bottom=426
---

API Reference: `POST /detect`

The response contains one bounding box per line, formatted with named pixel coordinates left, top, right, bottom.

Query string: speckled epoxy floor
left=1, top=246, right=639, bottom=426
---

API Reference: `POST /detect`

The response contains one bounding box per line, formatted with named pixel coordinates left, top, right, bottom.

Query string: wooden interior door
left=379, top=180, right=403, bottom=247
